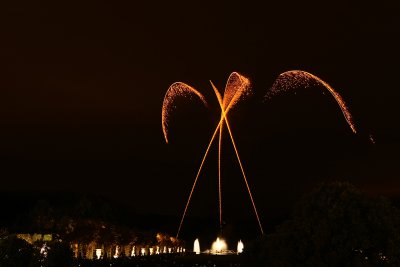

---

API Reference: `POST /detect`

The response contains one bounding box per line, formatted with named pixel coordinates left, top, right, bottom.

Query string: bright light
left=95, top=249, right=102, bottom=259
left=149, top=247, right=154, bottom=255
left=131, top=246, right=136, bottom=257
left=193, top=238, right=200, bottom=254
left=40, top=243, right=49, bottom=257
left=211, top=237, right=227, bottom=254
left=237, top=240, right=244, bottom=254
left=141, top=248, right=146, bottom=256
left=113, top=246, right=119, bottom=258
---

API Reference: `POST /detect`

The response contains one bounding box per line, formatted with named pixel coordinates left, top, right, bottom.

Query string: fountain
left=193, top=238, right=200, bottom=254
left=211, top=237, right=228, bottom=254
left=237, top=240, right=244, bottom=254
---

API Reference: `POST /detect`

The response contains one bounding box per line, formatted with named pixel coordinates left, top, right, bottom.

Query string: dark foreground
left=74, top=254, right=245, bottom=267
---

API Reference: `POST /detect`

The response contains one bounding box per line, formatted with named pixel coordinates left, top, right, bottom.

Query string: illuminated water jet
left=237, top=240, right=244, bottom=254
left=211, top=237, right=228, bottom=254
left=113, top=246, right=119, bottom=258
left=131, top=246, right=136, bottom=257
left=95, top=249, right=102, bottom=259
left=193, top=238, right=200, bottom=255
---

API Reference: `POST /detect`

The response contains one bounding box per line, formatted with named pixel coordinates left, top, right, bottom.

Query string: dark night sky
left=1, top=0, right=400, bottom=234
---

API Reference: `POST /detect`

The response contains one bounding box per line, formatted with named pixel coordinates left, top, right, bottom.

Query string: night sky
left=1, top=0, right=400, bottom=233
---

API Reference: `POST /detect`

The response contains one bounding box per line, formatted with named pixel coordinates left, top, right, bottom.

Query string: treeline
left=0, top=193, right=182, bottom=257
left=0, top=192, right=177, bottom=235
left=244, top=182, right=400, bottom=266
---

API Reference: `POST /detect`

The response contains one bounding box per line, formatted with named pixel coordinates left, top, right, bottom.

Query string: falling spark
left=162, top=82, right=208, bottom=143
left=369, top=134, right=376, bottom=144
left=266, top=70, right=357, bottom=134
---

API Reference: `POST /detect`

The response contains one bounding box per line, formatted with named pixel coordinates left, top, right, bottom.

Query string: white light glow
left=95, top=249, right=102, bottom=260
left=131, top=246, right=136, bottom=257
left=113, top=246, right=119, bottom=258
left=194, top=238, right=200, bottom=254
left=211, top=237, right=228, bottom=254
left=237, top=240, right=244, bottom=254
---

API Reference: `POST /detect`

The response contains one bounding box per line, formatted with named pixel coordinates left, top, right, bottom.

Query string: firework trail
left=162, top=73, right=260, bottom=238
left=265, top=70, right=357, bottom=134
left=210, top=73, right=253, bottom=230
left=211, top=81, right=264, bottom=235
left=163, top=70, right=360, bottom=239
left=162, top=82, right=208, bottom=144
left=222, top=72, right=251, bottom=110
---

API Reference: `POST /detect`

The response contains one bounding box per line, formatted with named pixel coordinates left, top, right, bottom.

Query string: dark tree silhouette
left=46, top=241, right=74, bottom=267
left=246, top=182, right=400, bottom=267
left=0, top=235, right=33, bottom=267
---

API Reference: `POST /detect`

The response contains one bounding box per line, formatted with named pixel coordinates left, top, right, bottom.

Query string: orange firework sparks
left=162, top=72, right=259, bottom=238
left=162, top=82, right=208, bottom=144
left=163, top=70, right=358, bottom=238
left=222, top=72, right=251, bottom=110
left=211, top=81, right=264, bottom=235
left=266, top=70, right=357, bottom=133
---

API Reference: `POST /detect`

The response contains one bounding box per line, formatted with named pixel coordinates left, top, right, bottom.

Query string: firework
left=162, top=70, right=359, bottom=239
left=266, top=70, right=357, bottom=133
left=212, top=81, right=264, bottom=235
left=162, top=82, right=208, bottom=144
left=162, top=72, right=261, bottom=238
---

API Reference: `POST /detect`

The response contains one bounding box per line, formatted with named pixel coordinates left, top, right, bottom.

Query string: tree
left=45, top=241, right=74, bottom=267
left=29, top=200, right=55, bottom=232
left=0, top=235, right=33, bottom=267
left=246, top=182, right=400, bottom=267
